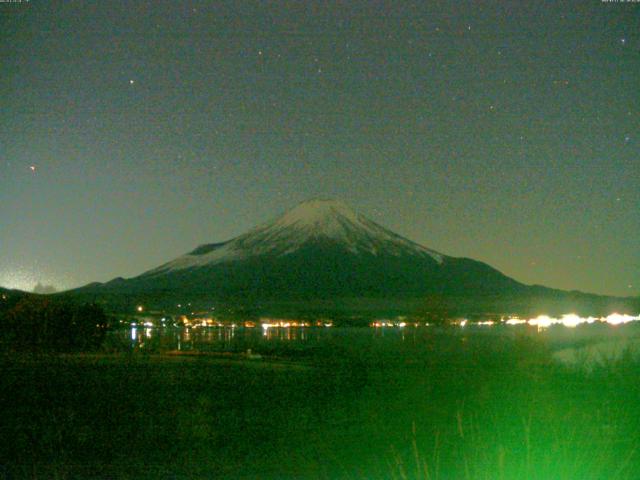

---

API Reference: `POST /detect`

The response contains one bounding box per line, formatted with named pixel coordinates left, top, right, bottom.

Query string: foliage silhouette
left=1, top=297, right=108, bottom=352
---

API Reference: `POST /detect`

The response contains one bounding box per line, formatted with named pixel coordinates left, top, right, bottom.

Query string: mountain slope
left=79, top=199, right=526, bottom=302
left=144, top=199, right=445, bottom=276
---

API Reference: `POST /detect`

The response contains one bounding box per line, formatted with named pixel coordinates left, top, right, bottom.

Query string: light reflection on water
left=121, top=325, right=323, bottom=352
left=114, top=322, right=640, bottom=362
left=120, top=325, right=352, bottom=352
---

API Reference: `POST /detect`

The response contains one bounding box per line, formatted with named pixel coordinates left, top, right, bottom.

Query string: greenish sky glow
left=1, top=1, right=638, bottom=296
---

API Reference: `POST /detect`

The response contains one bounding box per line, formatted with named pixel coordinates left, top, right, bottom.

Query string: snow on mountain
left=145, top=199, right=443, bottom=276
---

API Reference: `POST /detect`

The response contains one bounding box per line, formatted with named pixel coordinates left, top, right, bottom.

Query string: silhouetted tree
left=0, top=297, right=108, bottom=352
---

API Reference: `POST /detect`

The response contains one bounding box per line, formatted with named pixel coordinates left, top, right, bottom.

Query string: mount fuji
left=70, top=199, right=635, bottom=316
left=147, top=199, right=446, bottom=274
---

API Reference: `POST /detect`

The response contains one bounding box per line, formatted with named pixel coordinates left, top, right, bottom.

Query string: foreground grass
left=1, top=331, right=639, bottom=479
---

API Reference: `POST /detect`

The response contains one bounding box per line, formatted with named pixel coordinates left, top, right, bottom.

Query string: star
left=620, top=38, right=627, bottom=45
left=129, top=79, right=135, bottom=85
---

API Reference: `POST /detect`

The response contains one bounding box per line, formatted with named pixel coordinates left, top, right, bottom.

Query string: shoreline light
left=504, top=312, right=640, bottom=329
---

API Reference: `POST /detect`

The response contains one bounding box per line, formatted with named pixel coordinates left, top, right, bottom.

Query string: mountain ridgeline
left=69, top=200, right=637, bottom=317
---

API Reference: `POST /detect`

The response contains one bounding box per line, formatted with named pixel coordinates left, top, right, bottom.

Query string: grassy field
left=1, top=329, right=640, bottom=479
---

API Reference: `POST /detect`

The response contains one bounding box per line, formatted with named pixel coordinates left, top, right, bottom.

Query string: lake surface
left=112, top=322, right=640, bottom=366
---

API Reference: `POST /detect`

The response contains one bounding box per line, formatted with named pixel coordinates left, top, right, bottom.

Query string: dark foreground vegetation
left=1, top=326, right=639, bottom=479
left=0, top=296, right=108, bottom=352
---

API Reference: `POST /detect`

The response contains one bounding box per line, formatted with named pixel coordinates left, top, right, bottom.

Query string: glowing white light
left=559, top=314, right=582, bottom=328
left=502, top=312, right=640, bottom=329
left=528, top=315, right=554, bottom=328
left=505, top=318, right=526, bottom=325
left=604, top=313, right=639, bottom=325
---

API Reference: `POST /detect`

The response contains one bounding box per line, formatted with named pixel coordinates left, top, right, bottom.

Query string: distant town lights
left=504, top=312, right=640, bottom=329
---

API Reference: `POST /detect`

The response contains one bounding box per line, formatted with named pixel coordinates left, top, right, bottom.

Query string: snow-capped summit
left=145, top=199, right=443, bottom=275
left=271, top=199, right=359, bottom=230
left=250, top=198, right=366, bottom=245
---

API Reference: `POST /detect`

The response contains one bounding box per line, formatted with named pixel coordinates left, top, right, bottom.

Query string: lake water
left=111, top=322, right=640, bottom=367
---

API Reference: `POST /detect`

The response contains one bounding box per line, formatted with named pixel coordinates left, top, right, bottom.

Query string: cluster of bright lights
left=261, top=320, right=308, bottom=329
left=505, top=313, right=640, bottom=329
left=371, top=320, right=424, bottom=328
left=196, top=318, right=224, bottom=328
left=260, top=318, right=333, bottom=329
left=260, top=321, right=331, bottom=336
left=125, top=312, right=639, bottom=332
left=369, top=313, right=640, bottom=329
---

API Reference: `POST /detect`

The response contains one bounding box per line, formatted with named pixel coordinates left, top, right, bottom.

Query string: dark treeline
left=0, top=296, right=109, bottom=352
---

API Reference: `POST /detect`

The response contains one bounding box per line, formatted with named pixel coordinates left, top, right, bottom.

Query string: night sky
left=1, top=1, right=638, bottom=297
